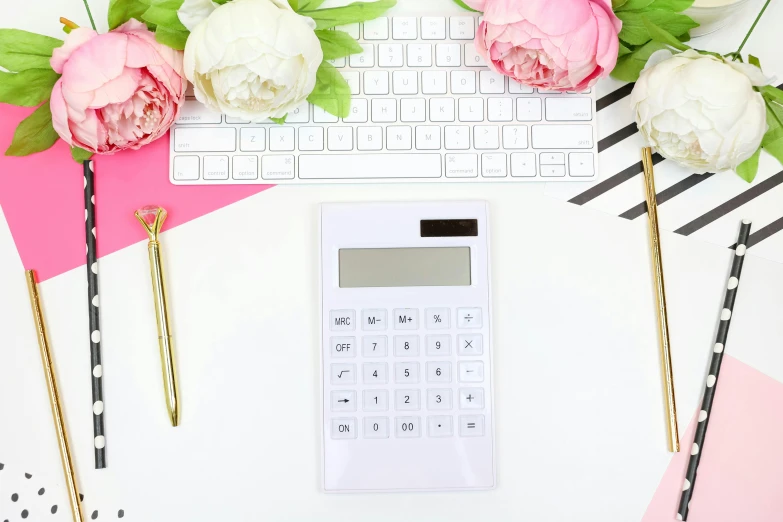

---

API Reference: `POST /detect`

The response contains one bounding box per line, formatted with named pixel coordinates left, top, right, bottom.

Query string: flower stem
left=735, top=0, right=771, bottom=56
left=81, top=0, right=97, bottom=30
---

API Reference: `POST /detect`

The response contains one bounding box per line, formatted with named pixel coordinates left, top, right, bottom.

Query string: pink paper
left=0, top=104, right=274, bottom=281
left=643, top=355, right=783, bottom=521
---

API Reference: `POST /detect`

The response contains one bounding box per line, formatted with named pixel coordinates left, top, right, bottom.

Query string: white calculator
left=320, top=201, right=494, bottom=492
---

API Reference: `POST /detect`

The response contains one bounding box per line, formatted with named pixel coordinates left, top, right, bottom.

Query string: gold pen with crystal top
left=135, top=206, right=180, bottom=427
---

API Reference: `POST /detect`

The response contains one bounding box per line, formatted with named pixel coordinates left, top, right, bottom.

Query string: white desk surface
left=1, top=1, right=782, bottom=521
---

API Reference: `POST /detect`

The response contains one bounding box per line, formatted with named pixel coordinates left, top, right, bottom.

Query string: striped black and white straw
left=84, top=160, right=107, bottom=469
left=677, top=219, right=752, bottom=521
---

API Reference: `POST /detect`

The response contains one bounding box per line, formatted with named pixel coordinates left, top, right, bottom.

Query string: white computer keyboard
left=169, top=13, right=598, bottom=185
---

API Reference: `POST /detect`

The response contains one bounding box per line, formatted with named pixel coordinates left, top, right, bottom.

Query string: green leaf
left=154, top=25, right=189, bottom=50
left=71, top=146, right=93, bottom=163
left=5, top=102, right=60, bottom=156
left=0, top=69, right=60, bottom=107
left=613, top=0, right=629, bottom=9
left=761, top=85, right=783, bottom=104
left=616, top=0, right=655, bottom=11
left=678, top=31, right=691, bottom=42
left=288, top=0, right=299, bottom=9
left=611, top=40, right=668, bottom=82
left=213, top=0, right=230, bottom=3
left=297, top=0, right=327, bottom=9
left=270, top=115, right=287, bottom=125
left=643, top=16, right=691, bottom=51
left=0, top=29, right=62, bottom=72
left=646, top=0, right=694, bottom=12
left=452, top=0, right=479, bottom=12
left=735, top=147, right=760, bottom=182
left=108, top=0, right=153, bottom=30
left=748, top=54, right=761, bottom=68
left=143, top=3, right=188, bottom=32
left=307, top=61, right=351, bottom=119
left=63, top=25, right=73, bottom=34
left=315, top=29, right=363, bottom=60
left=301, top=0, right=397, bottom=30
left=618, top=42, right=633, bottom=57
left=617, top=10, right=699, bottom=45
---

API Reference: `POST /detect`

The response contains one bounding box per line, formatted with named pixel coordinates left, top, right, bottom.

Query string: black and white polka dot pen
left=677, top=219, right=752, bottom=521
left=84, top=160, right=107, bottom=469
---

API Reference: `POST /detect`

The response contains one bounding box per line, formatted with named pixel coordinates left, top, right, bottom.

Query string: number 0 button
left=364, top=417, right=390, bottom=439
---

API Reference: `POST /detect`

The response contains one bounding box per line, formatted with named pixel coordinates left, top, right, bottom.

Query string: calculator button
left=362, top=335, right=388, bottom=357
left=363, top=389, right=389, bottom=411
left=458, top=361, right=484, bottom=383
left=425, top=307, right=450, bottom=329
left=428, top=415, right=454, bottom=437
left=364, top=416, right=390, bottom=438
left=330, top=309, right=356, bottom=331
left=331, top=390, right=357, bottom=412
left=426, top=334, right=452, bottom=356
left=394, top=362, right=420, bottom=384
left=457, top=307, right=482, bottom=328
left=393, top=308, right=419, bottom=329
left=331, top=417, right=358, bottom=439
left=427, top=388, right=453, bottom=410
left=330, top=336, right=356, bottom=358
left=459, top=415, right=485, bottom=437
left=363, top=362, right=389, bottom=384
left=395, top=389, right=421, bottom=411
left=394, top=335, right=420, bottom=356
left=362, top=309, right=387, bottom=330
left=459, top=388, right=485, bottom=409
left=457, top=334, right=483, bottom=355
left=395, top=416, right=421, bottom=438
left=330, top=363, right=357, bottom=385
left=426, top=361, right=452, bottom=383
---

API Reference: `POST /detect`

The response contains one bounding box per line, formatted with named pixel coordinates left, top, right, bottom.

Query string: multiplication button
left=459, top=415, right=485, bottom=437
left=393, top=308, right=419, bottom=329
left=362, top=309, right=387, bottom=330
left=457, top=334, right=483, bottom=355
left=330, top=309, right=356, bottom=331
left=331, top=418, right=358, bottom=439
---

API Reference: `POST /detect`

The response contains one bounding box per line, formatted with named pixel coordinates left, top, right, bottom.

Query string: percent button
left=426, top=307, right=451, bottom=329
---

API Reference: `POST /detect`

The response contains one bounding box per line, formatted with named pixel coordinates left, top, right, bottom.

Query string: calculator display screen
left=339, top=247, right=471, bottom=288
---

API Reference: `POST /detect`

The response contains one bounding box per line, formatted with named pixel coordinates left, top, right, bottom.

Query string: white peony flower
left=631, top=49, right=771, bottom=174
left=181, top=0, right=323, bottom=122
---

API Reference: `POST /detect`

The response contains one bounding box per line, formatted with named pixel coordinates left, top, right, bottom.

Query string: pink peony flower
left=475, top=0, right=622, bottom=92
left=49, top=20, right=186, bottom=154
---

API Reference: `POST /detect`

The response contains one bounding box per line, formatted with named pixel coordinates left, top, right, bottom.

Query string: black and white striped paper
left=677, top=220, right=753, bottom=521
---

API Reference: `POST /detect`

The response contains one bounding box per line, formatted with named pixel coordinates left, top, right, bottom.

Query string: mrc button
left=330, top=309, right=356, bottom=331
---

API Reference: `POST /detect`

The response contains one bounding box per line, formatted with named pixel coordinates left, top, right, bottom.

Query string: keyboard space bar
left=299, top=154, right=442, bottom=179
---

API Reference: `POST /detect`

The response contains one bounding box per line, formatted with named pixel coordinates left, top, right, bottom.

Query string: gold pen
left=26, top=270, right=85, bottom=522
left=135, top=206, right=180, bottom=427
left=642, top=147, right=680, bottom=452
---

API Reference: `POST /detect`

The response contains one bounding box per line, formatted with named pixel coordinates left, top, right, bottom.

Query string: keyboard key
left=540, top=152, right=565, bottom=165
left=393, top=71, right=418, bottom=95
left=386, top=125, right=412, bottom=150
left=240, top=128, right=266, bottom=152
left=445, top=153, right=478, bottom=177
left=425, top=308, right=450, bottom=329
left=458, top=98, right=483, bottom=122
left=298, top=127, right=324, bottom=151
left=357, top=127, right=383, bottom=151
left=331, top=363, right=357, bottom=385
left=174, top=127, right=235, bottom=152
left=546, top=97, right=592, bottom=121
left=427, top=361, right=452, bottom=383
left=378, top=43, right=403, bottom=67
left=341, top=71, right=360, bottom=95
left=330, top=310, right=356, bottom=331
left=225, top=116, right=252, bottom=124
left=314, top=105, right=339, bottom=123
left=450, top=16, right=475, bottom=39
left=394, top=362, right=420, bottom=384
left=532, top=124, right=593, bottom=148
left=430, top=98, right=455, bottom=122
left=173, top=156, right=199, bottom=181
left=509, top=81, right=534, bottom=94
left=416, top=125, right=441, bottom=150
left=394, top=335, right=419, bottom=356
left=407, top=43, right=432, bottom=67
left=371, top=99, right=397, bottom=122
left=177, top=99, right=222, bottom=124
left=421, top=16, right=446, bottom=39
left=392, top=17, right=417, bottom=39
left=331, top=390, right=357, bottom=412
left=362, top=335, right=388, bottom=357
left=445, top=125, right=470, bottom=150
left=362, top=309, right=387, bottom=330
left=203, top=155, right=229, bottom=180
left=541, top=164, right=566, bottom=177
left=451, top=71, right=476, bottom=94
left=428, top=416, right=454, bottom=437
left=459, top=388, right=485, bottom=410
left=269, top=126, right=295, bottom=151
left=427, top=389, right=453, bottom=410
left=457, top=307, right=482, bottom=328
left=474, top=125, right=500, bottom=150
left=395, top=389, right=420, bottom=411
left=330, top=336, right=356, bottom=358
left=327, top=127, right=353, bottom=151
left=458, top=361, right=484, bottom=383
left=337, top=23, right=360, bottom=39
left=350, top=44, right=374, bottom=68
left=364, top=71, right=389, bottom=95
left=331, top=417, right=357, bottom=439
left=464, top=42, right=485, bottom=66
left=481, top=153, right=507, bottom=177
left=459, top=415, right=485, bottom=437
left=517, top=98, right=543, bottom=121
left=502, top=126, right=528, bottom=149
left=511, top=152, right=537, bottom=177
left=569, top=152, right=595, bottom=177
left=400, top=98, right=426, bottom=122
left=232, top=155, right=258, bottom=180
left=435, top=43, right=461, bottom=66
left=261, top=155, right=295, bottom=180
left=395, top=416, right=421, bottom=438
left=457, top=334, right=483, bottom=355
left=344, top=99, right=368, bottom=123
left=363, top=17, right=388, bottom=40
left=364, top=416, right=390, bottom=438
left=426, top=334, right=452, bottom=356
left=479, top=71, right=505, bottom=94
left=488, top=98, right=513, bottom=122
left=393, top=308, right=419, bottom=329
left=299, top=154, right=441, bottom=178
left=422, top=71, right=447, bottom=94
left=363, top=362, right=389, bottom=384
left=328, top=56, right=345, bottom=68
left=363, top=390, right=389, bottom=412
